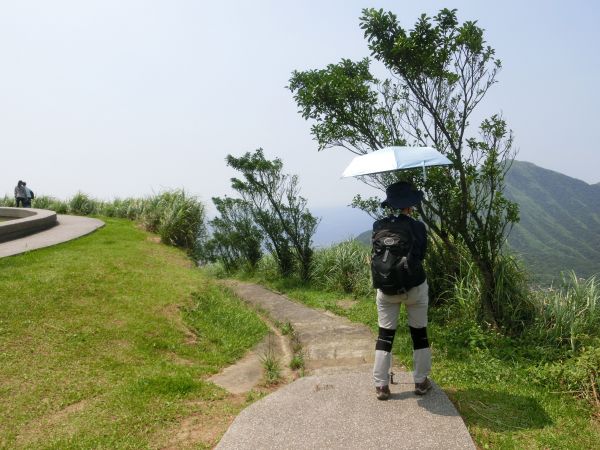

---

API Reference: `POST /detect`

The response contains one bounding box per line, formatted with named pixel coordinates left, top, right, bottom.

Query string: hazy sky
left=1, top=0, right=599, bottom=213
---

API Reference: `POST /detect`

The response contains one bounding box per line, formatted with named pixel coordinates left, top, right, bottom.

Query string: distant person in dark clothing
left=14, top=181, right=27, bottom=207
left=371, top=181, right=432, bottom=400
left=23, top=182, right=34, bottom=207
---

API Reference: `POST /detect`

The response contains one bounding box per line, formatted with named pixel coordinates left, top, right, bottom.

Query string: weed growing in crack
left=290, top=354, right=305, bottom=371
left=245, top=390, right=266, bottom=403
left=280, top=321, right=294, bottom=336
left=277, top=322, right=305, bottom=374
left=260, top=349, right=282, bottom=385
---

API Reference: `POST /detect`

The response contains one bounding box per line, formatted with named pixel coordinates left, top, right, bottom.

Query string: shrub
left=437, top=244, right=534, bottom=334
left=532, top=272, right=600, bottom=351
left=156, top=190, right=206, bottom=253
left=69, top=192, right=97, bottom=216
left=140, top=195, right=163, bottom=233
left=424, top=235, right=464, bottom=306
left=443, top=258, right=481, bottom=323
left=492, top=254, right=536, bottom=334
left=0, top=195, right=16, bottom=207
left=310, top=240, right=371, bottom=297
left=256, top=254, right=283, bottom=281
left=26, top=196, right=69, bottom=213
left=202, top=261, right=228, bottom=279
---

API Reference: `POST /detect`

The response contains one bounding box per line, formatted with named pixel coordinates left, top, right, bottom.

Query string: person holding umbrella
left=342, top=146, right=450, bottom=400
left=371, top=181, right=431, bottom=400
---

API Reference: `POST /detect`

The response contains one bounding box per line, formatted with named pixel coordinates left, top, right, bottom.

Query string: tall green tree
left=289, top=8, right=519, bottom=327
left=208, top=196, right=263, bottom=271
left=226, top=149, right=319, bottom=281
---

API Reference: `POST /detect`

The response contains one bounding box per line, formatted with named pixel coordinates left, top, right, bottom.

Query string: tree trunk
left=298, top=249, right=313, bottom=282
left=479, top=262, right=499, bottom=330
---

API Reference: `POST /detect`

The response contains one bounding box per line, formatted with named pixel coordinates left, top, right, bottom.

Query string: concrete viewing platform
left=0, top=207, right=58, bottom=243
left=0, top=213, right=104, bottom=258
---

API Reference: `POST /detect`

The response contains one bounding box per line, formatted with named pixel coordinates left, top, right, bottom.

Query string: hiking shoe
left=414, top=378, right=432, bottom=395
left=376, top=385, right=390, bottom=401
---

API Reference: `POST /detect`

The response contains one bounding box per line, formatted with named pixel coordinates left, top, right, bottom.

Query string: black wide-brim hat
left=381, top=181, right=424, bottom=209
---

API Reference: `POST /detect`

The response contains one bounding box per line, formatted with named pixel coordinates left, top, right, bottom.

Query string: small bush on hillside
left=69, top=192, right=97, bottom=215
left=202, top=261, right=228, bottom=279
left=140, top=195, right=163, bottom=233
left=440, top=248, right=533, bottom=334
left=32, top=196, right=53, bottom=210
left=156, top=190, right=206, bottom=252
left=531, top=272, right=600, bottom=351
left=0, top=195, right=16, bottom=207
left=310, top=240, right=371, bottom=297
left=492, top=254, right=535, bottom=333
left=22, top=196, right=69, bottom=213
left=108, top=198, right=144, bottom=220
left=443, top=258, right=480, bottom=323
left=51, top=199, right=69, bottom=214
left=256, top=254, right=283, bottom=281
left=424, top=235, right=464, bottom=306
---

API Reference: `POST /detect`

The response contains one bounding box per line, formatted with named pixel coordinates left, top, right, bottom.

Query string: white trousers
left=373, top=281, right=431, bottom=386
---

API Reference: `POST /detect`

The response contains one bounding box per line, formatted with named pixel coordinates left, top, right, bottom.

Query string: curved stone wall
left=0, top=207, right=58, bottom=243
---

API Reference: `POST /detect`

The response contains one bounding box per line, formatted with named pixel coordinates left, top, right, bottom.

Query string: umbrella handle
left=422, top=161, right=429, bottom=202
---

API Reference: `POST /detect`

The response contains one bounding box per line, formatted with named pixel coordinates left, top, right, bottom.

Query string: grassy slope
left=0, top=218, right=267, bottom=449
left=246, top=276, right=600, bottom=450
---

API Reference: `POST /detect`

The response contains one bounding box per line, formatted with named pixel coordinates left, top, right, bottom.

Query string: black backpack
left=371, top=216, right=419, bottom=294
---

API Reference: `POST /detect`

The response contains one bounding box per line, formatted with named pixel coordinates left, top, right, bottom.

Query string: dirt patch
left=159, top=396, right=246, bottom=450
left=110, top=339, right=132, bottom=350
left=146, top=235, right=161, bottom=244
left=161, top=303, right=198, bottom=345
left=167, top=352, right=196, bottom=367
left=16, top=399, right=90, bottom=446
left=336, top=299, right=358, bottom=310
left=111, top=319, right=126, bottom=327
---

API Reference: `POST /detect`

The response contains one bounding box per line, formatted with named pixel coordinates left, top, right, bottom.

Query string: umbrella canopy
left=341, top=146, right=452, bottom=178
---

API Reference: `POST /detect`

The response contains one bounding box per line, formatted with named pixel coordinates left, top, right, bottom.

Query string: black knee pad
left=409, top=326, right=429, bottom=350
left=376, top=327, right=396, bottom=352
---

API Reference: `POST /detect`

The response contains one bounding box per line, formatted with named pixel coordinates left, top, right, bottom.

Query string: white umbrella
left=342, top=146, right=452, bottom=181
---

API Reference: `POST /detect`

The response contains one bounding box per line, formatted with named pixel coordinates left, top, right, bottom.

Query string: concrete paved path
left=224, top=280, right=374, bottom=372
left=0, top=215, right=104, bottom=258
left=218, top=281, right=475, bottom=449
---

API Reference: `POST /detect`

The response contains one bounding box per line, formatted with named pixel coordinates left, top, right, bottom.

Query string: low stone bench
left=0, top=207, right=58, bottom=243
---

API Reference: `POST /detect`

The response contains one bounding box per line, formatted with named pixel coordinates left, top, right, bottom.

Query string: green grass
left=243, top=275, right=600, bottom=450
left=0, top=218, right=268, bottom=449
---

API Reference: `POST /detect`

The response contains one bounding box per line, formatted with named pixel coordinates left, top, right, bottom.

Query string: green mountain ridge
left=354, top=160, right=600, bottom=284
left=505, top=160, right=600, bottom=283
